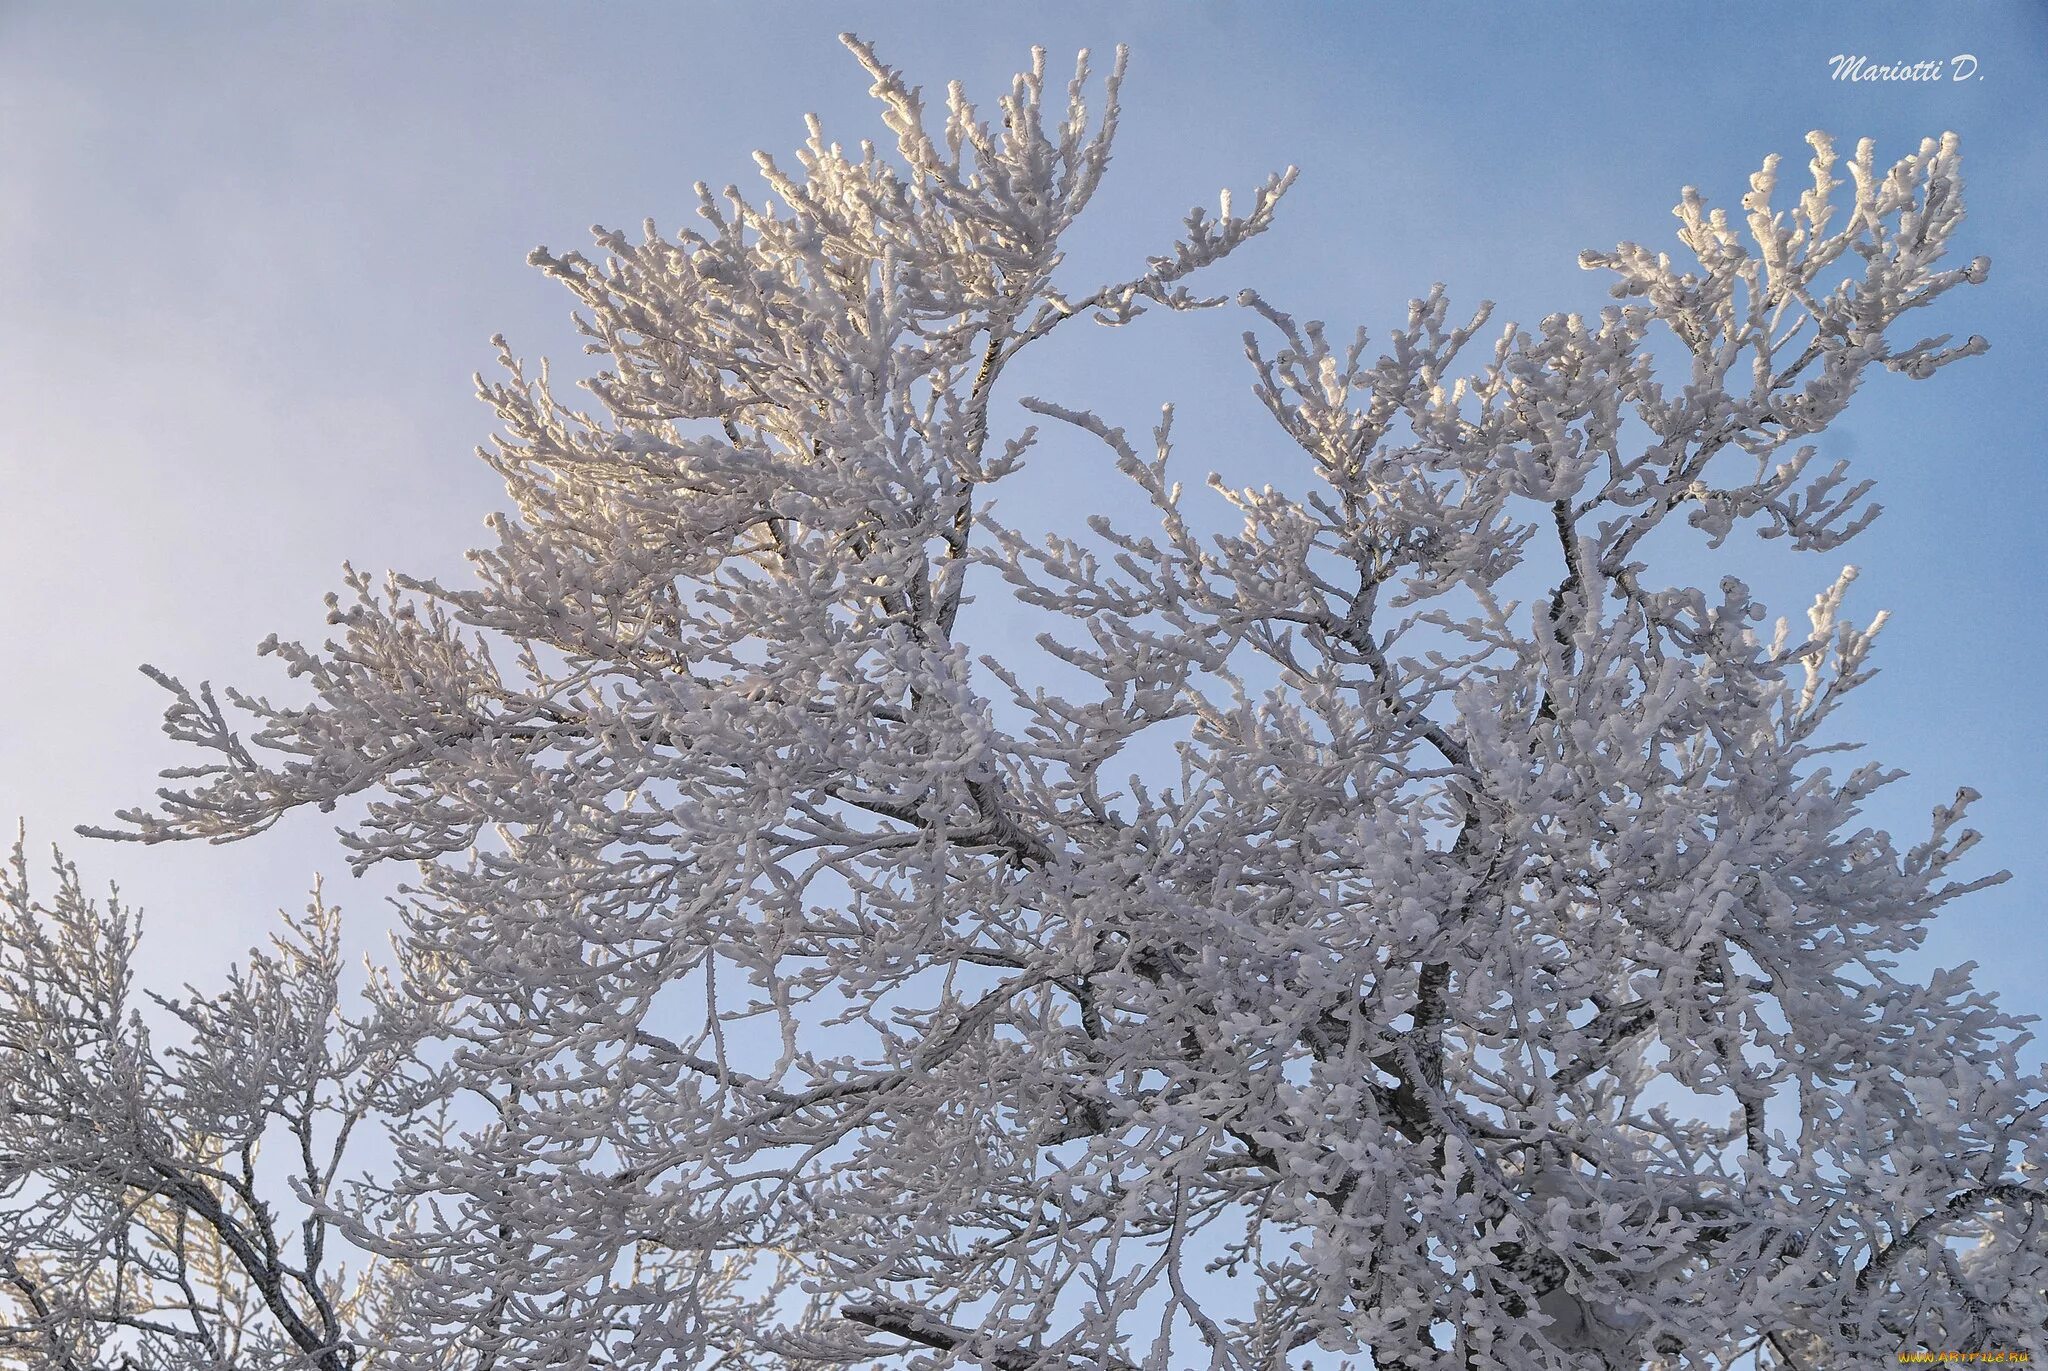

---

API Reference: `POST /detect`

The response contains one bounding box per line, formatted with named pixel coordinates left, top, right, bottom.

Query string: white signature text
left=1828, top=54, right=1981, bottom=82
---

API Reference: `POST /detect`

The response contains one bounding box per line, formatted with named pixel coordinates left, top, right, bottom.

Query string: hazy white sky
left=2, top=3, right=2044, bottom=1020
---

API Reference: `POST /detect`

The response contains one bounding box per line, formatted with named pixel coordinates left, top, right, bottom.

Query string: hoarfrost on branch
left=12, top=34, right=2043, bottom=1371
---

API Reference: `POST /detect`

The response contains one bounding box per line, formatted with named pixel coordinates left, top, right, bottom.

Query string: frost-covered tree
left=52, top=34, right=2048, bottom=1371
left=0, top=843, right=433, bottom=1370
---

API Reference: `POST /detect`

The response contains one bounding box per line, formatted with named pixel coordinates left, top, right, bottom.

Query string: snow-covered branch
left=56, top=37, right=2045, bottom=1371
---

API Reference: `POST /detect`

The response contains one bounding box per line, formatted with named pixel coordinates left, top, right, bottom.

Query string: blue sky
left=1, top=2, right=2043, bottom=1031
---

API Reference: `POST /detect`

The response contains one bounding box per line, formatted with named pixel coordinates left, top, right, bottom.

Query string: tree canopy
left=6, top=35, right=2042, bottom=1371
